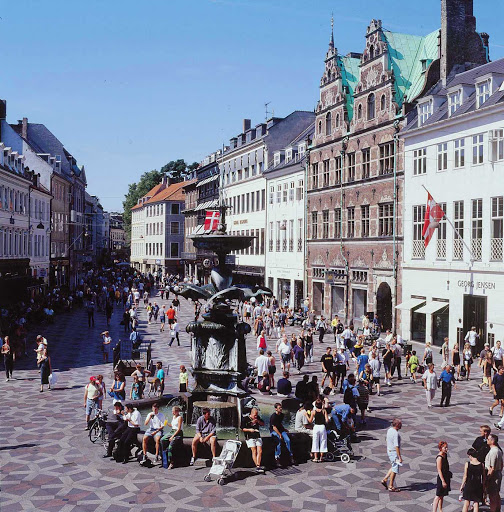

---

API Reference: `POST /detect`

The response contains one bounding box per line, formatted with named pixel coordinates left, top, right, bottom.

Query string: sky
left=2, top=0, right=503, bottom=212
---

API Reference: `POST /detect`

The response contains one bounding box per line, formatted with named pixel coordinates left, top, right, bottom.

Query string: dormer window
left=285, top=149, right=292, bottom=163
left=476, top=79, right=491, bottom=108
left=298, top=144, right=306, bottom=157
left=418, top=100, right=433, bottom=126
left=274, top=152, right=281, bottom=166
left=448, top=90, right=461, bottom=116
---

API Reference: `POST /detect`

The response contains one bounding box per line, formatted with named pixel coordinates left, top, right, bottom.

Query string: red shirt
left=167, top=309, right=176, bottom=320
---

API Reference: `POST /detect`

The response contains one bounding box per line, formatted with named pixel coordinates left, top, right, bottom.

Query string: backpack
left=337, top=323, right=344, bottom=334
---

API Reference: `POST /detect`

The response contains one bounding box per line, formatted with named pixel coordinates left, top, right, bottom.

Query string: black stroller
left=325, top=427, right=354, bottom=463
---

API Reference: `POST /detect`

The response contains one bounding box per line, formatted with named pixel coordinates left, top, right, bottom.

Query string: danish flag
left=422, top=192, right=445, bottom=248
left=204, top=210, right=220, bottom=231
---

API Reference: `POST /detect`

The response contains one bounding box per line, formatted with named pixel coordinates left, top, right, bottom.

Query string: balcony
left=276, top=240, right=280, bottom=252
left=412, top=240, right=425, bottom=259
left=352, top=270, right=367, bottom=283
left=491, top=238, right=503, bottom=261
left=471, top=238, right=482, bottom=261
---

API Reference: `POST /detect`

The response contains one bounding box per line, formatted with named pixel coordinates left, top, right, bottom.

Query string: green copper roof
left=338, top=55, right=361, bottom=121
left=383, top=28, right=440, bottom=107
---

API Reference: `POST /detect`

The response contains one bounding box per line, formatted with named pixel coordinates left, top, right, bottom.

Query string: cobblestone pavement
left=1, top=290, right=498, bottom=512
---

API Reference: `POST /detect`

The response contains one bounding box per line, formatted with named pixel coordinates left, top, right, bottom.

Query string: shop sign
left=233, top=219, right=248, bottom=225
left=457, top=280, right=496, bottom=290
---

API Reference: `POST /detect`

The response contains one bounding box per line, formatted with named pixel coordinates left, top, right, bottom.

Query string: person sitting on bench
left=116, top=403, right=142, bottom=464
left=104, top=402, right=126, bottom=459
left=140, top=403, right=165, bottom=465
left=190, top=408, right=217, bottom=466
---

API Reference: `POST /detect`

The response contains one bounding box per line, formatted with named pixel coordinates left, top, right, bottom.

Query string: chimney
left=242, top=119, right=251, bottom=132
left=22, top=117, right=28, bottom=139
left=440, top=0, right=488, bottom=84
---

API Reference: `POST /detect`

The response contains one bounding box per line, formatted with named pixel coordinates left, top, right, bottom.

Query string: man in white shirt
left=117, top=403, right=142, bottom=464
left=83, top=376, right=101, bottom=428
left=422, top=364, right=438, bottom=408
left=255, top=349, right=270, bottom=378
left=168, top=321, right=180, bottom=347
left=465, top=326, right=480, bottom=357
left=381, top=418, right=403, bottom=491
left=342, top=326, right=352, bottom=350
left=141, top=403, right=165, bottom=464
left=278, top=338, right=292, bottom=372
left=485, top=433, right=504, bottom=511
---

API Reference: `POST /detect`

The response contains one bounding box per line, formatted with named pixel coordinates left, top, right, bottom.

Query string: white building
left=400, top=59, right=504, bottom=348
left=264, top=124, right=313, bottom=308
left=222, top=113, right=314, bottom=285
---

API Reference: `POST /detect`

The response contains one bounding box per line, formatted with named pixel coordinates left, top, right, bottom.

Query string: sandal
left=388, top=487, right=401, bottom=492
left=380, top=480, right=388, bottom=489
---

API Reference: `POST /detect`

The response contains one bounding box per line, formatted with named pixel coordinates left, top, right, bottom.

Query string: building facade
left=264, top=123, right=313, bottom=309
left=222, top=113, right=314, bottom=285
left=182, top=177, right=198, bottom=278
left=401, top=59, right=503, bottom=347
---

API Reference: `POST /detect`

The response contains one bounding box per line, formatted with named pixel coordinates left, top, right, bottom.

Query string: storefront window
left=411, top=302, right=426, bottom=343
left=331, top=286, right=345, bottom=317
left=432, top=305, right=449, bottom=346
left=353, top=289, right=367, bottom=322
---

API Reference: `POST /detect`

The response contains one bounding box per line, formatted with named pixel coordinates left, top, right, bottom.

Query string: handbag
left=48, top=372, right=58, bottom=386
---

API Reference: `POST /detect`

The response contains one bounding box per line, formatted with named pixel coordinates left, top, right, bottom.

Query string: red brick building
left=307, top=19, right=440, bottom=330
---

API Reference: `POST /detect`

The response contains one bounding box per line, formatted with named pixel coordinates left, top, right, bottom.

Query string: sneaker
left=495, top=423, right=502, bottom=430
left=189, top=457, right=196, bottom=466
left=84, top=426, right=90, bottom=431
left=490, top=408, right=494, bottom=416
left=5, top=378, right=8, bottom=382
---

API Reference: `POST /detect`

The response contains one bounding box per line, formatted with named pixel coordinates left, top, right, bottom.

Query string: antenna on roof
left=265, top=102, right=273, bottom=121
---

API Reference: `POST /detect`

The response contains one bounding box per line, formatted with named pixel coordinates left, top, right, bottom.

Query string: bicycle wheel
left=89, top=421, right=100, bottom=443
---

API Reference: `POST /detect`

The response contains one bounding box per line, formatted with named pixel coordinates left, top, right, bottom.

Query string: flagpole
left=421, top=185, right=475, bottom=263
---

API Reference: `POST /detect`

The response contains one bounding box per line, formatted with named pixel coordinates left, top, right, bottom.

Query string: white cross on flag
left=422, top=193, right=445, bottom=247
left=204, top=210, right=220, bottom=231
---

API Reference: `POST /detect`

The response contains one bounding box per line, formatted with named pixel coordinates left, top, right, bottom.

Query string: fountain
left=176, top=205, right=272, bottom=430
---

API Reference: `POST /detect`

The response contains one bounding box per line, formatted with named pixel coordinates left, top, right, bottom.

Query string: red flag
left=204, top=210, right=220, bottom=231
left=422, top=193, right=445, bottom=247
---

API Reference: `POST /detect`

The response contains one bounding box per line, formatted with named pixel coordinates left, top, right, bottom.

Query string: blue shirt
left=439, top=369, right=455, bottom=383
left=156, top=369, right=165, bottom=380
left=331, top=403, right=352, bottom=422
left=357, top=354, right=369, bottom=372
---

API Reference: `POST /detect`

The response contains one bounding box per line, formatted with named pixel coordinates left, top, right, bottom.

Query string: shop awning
left=196, top=174, right=219, bottom=187
left=395, top=298, right=425, bottom=310
left=415, top=301, right=449, bottom=315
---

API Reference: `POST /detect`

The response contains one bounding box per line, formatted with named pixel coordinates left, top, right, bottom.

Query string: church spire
left=329, top=13, right=334, bottom=49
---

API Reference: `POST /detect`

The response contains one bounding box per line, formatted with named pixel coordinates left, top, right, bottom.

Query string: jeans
left=271, top=431, right=292, bottom=459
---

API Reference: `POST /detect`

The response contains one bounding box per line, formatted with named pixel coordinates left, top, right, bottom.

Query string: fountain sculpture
left=176, top=206, right=272, bottom=428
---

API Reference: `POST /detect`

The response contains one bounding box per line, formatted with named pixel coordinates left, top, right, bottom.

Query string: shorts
left=86, top=398, right=98, bottom=417
left=246, top=438, right=263, bottom=448
left=145, top=428, right=163, bottom=439
left=281, top=353, right=291, bottom=363
left=494, top=393, right=504, bottom=401
left=388, top=450, right=400, bottom=474
left=373, top=377, right=381, bottom=384
left=245, top=312, right=251, bottom=318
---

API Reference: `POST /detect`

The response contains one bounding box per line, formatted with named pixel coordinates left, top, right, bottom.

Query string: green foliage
left=160, top=160, right=199, bottom=183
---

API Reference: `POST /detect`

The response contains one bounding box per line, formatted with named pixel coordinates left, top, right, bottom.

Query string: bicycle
left=89, top=409, right=108, bottom=448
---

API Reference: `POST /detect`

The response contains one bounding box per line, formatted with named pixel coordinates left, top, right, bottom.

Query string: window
left=357, top=104, right=362, bottom=120
left=289, top=219, right=294, bottom=251
left=413, top=148, right=427, bottom=175
left=454, top=138, right=465, bottom=168
left=334, top=208, right=341, bottom=238
left=260, top=228, right=265, bottom=254
left=276, top=222, right=281, bottom=251
left=261, top=189, right=265, bottom=210
left=170, top=221, right=179, bottom=234
left=322, top=210, right=329, bottom=238
left=491, top=196, right=503, bottom=261
left=246, top=193, right=250, bottom=212
left=436, top=203, right=447, bottom=259
left=276, top=185, right=281, bottom=203
left=323, top=159, right=330, bottom=187
left=418, top=101, right=432, bottom=125
left=379, top=142, right=394, bottom=175
left=476, top=79, right=490, bottom=108
left=269, top=186, right=274, bottom=204
left=380, top=94, right=386, bottom=111
left=367, top=93, right=375, bottom=120
left=311, top=163, right=319, bottom=189
left=413, top=205, right=426, bottom=258
left=448, top=90, right=461, bottom=116
left=347, top=153, right=356, bottom=182
left=170, top=242, right=179, bottom=258
left=335, top=114, right=340, bottom=128
left=335, top=156, right=342, bottom=184
left=297, top=218, right=303, bottom=251
left=296, top=179, right=304, bottom=200
left=347, top=207, right=355, bottom=238
left=473, top=134, right=484, bottom=164
left=282, top=184, right=288, bottom=203
left=437, top=143, right=448, bottom=171
left=326, top=112, right=332, bottom=135
left=491, top=129, right=504, bottom=162
left=378, top=203, right=393, bottom=236
left=361, top=205, right=370, bottom=237
left=362, top=148, right=370, bottom=179
left=311, top=211, right=318, bottom=239
left=171, top=203, right=180, bottom=214
left=471, top=199, right=483, bottom=260
left=289, top=181, right=295, bottom=201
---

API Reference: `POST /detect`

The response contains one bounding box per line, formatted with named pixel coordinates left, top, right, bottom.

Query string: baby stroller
left=203, top=440, right=242, bottom=485
left=325, top=429, right=354, bottom=463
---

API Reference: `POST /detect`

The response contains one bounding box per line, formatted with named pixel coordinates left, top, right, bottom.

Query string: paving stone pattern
left=1, top=290, right=498, bottom=511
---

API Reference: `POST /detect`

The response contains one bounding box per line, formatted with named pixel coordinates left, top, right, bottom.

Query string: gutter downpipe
left=340, top=137, right=349, bottom=327
left=392, top=120, right=400, bottom=333
left=303, top=143, right=310, bottom=306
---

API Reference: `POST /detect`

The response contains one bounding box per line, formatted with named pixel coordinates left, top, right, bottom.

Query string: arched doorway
left=376, top=282, right=392, bottom=331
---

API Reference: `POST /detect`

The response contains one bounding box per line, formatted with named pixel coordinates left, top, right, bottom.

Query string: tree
left=122, top=169, right=164, bottom=241
left=161, top=160, right=199, bottom=183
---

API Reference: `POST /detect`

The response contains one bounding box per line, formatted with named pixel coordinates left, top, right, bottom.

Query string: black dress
left=462, top=462, right=484, bottom=503
left=453, top=352, right=461, bottom=366
left=435, top=454, right=451, bottom=497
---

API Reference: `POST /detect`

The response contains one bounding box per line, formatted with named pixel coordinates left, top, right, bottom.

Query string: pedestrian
left=422, top=341, right=433, bottom=366
left=1, top=336, right=14, bottom=381
left=439, top=364, right=456, bottom=407
left=472, top=425, right=491, bottom=463
left=39, top=348, right=51, bottom=393
left=432, top=441, right=451, bottom=512
left=267, top=350, right=276, bottom=388
left=105, top=301, right=113, bottom=326
left=320, top=346, right=335, bottom=390
left=480, top=352, right=494, bottom=390
left=485, top=434, right=504, bottom=511
left=293, top=338, right=305, bottom=373
left=452, top=343, right=461, bottom=380
left=84, top=376, right=101, bottom=428
left=122, top=309, right=130, bottom=333
left=490, top=365, right=504, bottom=417
left=382, top=342, right=394, bottom=387
left=465, top=326, right=480, bottom=358
left=308, top=399, right=328, bottom=462
left=179, top=365, right=188, bottom=393
left=493, top=340, right=504, bottom=373
left=95, top=374, right=106, bottom=410
left=304, top=328, right=314, bottom=363
left=159, top=305, right=166, bottom=332
left=257, top=331, right=267, bottom=352
left=460, top=447, right=484, bottom=512
left=381, top=418, right=402, bottom=492
left=110, top=372, right=126, bottom=403
left=168, top=321, right=180, bottom=347
left=408, top=350, right=419, bottom=383
left=422, top=363, right=437, bottom=408
left=241, top=407, right=265, bottom=472
left=316, top=316, right=326, bottom=343
left=101, top=331, right=112, bottom=363
left=87, top=300, right=95, bottom=327
left=278, top=335, right=292, bottom=372
left=440, top=337, right=450, bottom=367
left=463, top=342, right=474, bottom=380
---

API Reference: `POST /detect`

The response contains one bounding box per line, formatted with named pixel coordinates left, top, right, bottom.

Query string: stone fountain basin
left=190, top=233, right=255, bottom=253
